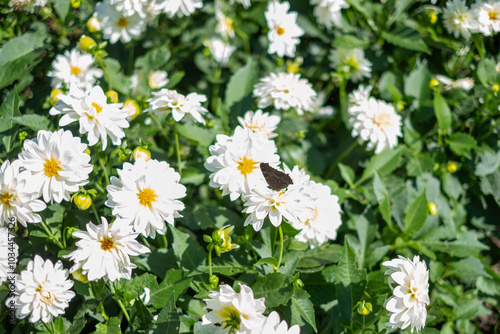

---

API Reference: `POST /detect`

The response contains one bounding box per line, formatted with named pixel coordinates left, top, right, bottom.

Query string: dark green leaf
left=476, top=58, right=499, bottom=86
left=373, top=172, right=392, bottom=228
left=0, top=33, right=47, bottom=66
left=404, top=190, right=428, bottom=235
left=151, top=292, right=180, bottom=334
left=94, top=317, right=122, bottom=334
left=9, top=114, right=50, bottom=132
left=0, top=88, right=21, bottom=153
left=169, top=225, right=206, bottom=271
left=225, top=58, right=257, bottom=108
left=433, top=91, right=452, bottom=134
left=290, top=289, right=317, bottom=332
left=359, top=146, right=405, bottom=183
left=448, top=132, right=477, bottom=159
left=338, top=163, right=355, bottom=187
left=51, top=0, right=70, bottom=21
left=252, top=273, right=294, bottom=308
left=381, top=26, right=431, bottom=54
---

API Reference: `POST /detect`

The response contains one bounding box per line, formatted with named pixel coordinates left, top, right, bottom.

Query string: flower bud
left=215, top=226, right=239, bottom=254
left=429, top=78, right=439, bottom=89
left=70, top=0, right=80, bottom=8
left=84, top=148, right=91, bottom=155
left=50, top=88, right=63, bottom=106
left=73, top=193, right=92, bottom=210
left=428, top=202, right=437, bottom=215
left=72, top=269, right=89, bottom=283
left=133, top=147, right=151, bottom=161
left=357, top=300, right=373, bottom=315
left=209, top=275, right=219, bottom=289
left=446, top=162, right=458, bottom=173
left=106, top=90, right=119, bottom=103
left=122, top=99, right=141, bottom=119
left=492, top=84, right=499, bottom=93
left=428, top=12, right=438, bottom=24
left=87, top=17, right=101, bottom=33
left=78, top=35, right=97, bottom=53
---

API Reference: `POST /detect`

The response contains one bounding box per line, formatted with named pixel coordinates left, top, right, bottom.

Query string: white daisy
left=265, top=1, right=304, bottom=58
left=329, top=48, right=372, bottom=82
left=204, top=126, right=280, bottom=201
left=105, top=159, right=186, bottom=238
left=154, top=0, right=203, bottom=17
left=309, top=91, right=335, bottom=116
left=442, top=0, right=477, bottom=38
left=202, top=283, right=266, bottom=334
left=310, top=0, right=349, bottom=29
left=47, top=49, right=103, bottom=90
left=383, top=255, right=430, bottom=333
left=65, top=217, right=150, bottom=281
left=348, top=85, right=372, bottom=105
left=348, top=97, right=402, bottom=154
left=148, top=70, right=169, bottom=89
left=50, top=84, right=129, bottom=150
left=435, top=75, right=474, bottom=91
left=205, top=38, right=236, bottom=66
left=148, top=89, right=208, bottom=124
left=96, top=2, right=146, bottom=44
left=253, top=72, right=317, bottom=115
left=252, top=311, right=300, bottom=334
left=216, top=10, right=235, bottom=38
left=0, top=227, right=18, bottom=285
left=237, top=109, right=281, bottom=139
left=14, top=255, right=75, bottom=323
left=0, top=160, right=46, bottom=227
left=474, top=0, right=500, bottom=36
left=18, top=130, right=93, bottom=203
left=108, top=0, right=148, bottom=17
left=8, top=0, right=47, bottom=13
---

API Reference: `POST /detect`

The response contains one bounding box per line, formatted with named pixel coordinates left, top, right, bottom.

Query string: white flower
left=108, top=0, right=148, bottom=17
left=65, top=217, right=150, bottom=281
left=383, top=255, right=430, bottom=333
left=231, top=0, right=250, bottom=8
left=237, top=109, right=281, bottom=139
left=216, top=10, right=235, bottom=38
left=202, top=283, right=266, bottom=333
left=0, top=160, right=46, bottom=227
left=243, top=180, right=314, bottom=231
left=348, top=97, right=402, bottom=154
left=265, top=1, right=304, bottom=57
left=148, top=89, right=208, bottom=124
left=9, top=0, right=47, bottom=14
left=474, top=0, right=500, bottom=36
left=349, top=85, right=372, bottom=105
left=204, top=126, right=280, bottom=201
left=252, top=311, right=300, bottom=334
left=96, top=2, right=146, bottom=44
left=0, top=227, right=18, bottom=285
left=442, top=0, right=477, bottom=38
left=205, top=38, right=236, bottom=66
left=289, top=180, right=342, bottom=247
left=18, top=130, right=93, bottom=203
left=148, top=70, right=169, bottom=89
left=47, top=49, right=103, bottom=90
left=435, top=75, right=474, bottom=91
left=309, top=91, right=335, bottom=116
left=50, top=84, right=129, bottom=150
left=329, top=48, right=372, bottom=82
left=154, top=0, right=203, bottom=17
left=253, top=72, right=317, bottom=115
left=14, top=255, right=75, bottom=323
left=105, top=159, right=186, bottom=238
left=310, top=0, right=349, bottom=29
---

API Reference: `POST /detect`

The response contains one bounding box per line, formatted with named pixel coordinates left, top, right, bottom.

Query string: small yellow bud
left=70, top=0, right=80, bottom=8
left=133, top=147, right=151, bottom=161
left=73, top=193, right=92, bottom=210
left=106, top=90, right=119, bottom=103
left=429, top=78, right=440, bottom=89
left=87, top=17, right=101, bottom=33
left=50, top=88, right=63, bottom=106
left=84, top=148, right=91, bottom=155
left=492, top=84, right=499, bottom=93
left=428, top=202, right=438, bottom=215
left=72, top=269, right=89, bottom=283
left=446, top=162, right=458, bottom=173
left=287, top=62, right=300, bottom=73
left=78, top=35, right=97, bottom=53
left=122, top=99, right=141, bottom=119
left=396, top=101, right=405, bottom=111
left=429, top=12, right=438, bottom=24
left=357, top=301, right=373, bottom=315
left=215, top=225, right=239, bottom=254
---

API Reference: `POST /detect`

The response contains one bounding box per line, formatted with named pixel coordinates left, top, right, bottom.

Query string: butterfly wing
left=260, top=163, right=293, bottom=191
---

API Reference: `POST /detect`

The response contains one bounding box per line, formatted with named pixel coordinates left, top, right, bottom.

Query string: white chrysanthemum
left=237, top=109, right=281, bottom=139
left=442, top=0, right=477, bottom=38
left=9, top=0, right=47, bottom=13
left=204, top=126, right=280, bottom=201
left=50, top=84, right=129, bottom=150
left=474, top=0, right=500, bottom=36
left=47, top=49, right=103, bottom=90
left=265, top=1, right=304, bottom=57
left=105, top=159, right=186, bottom=238
left=148, top=70, right=169, bottom=89
left=289, top=180, right=342, bottom=247
left=154, top=0, right=203, bottom=17
left=348, top=97, right=402, bottom=154
left=435, top=75, right=474, bottom=91
left=309, top=91, right=335, bottom=116
left=383, top=255, right=430, bottom=333
left=108, top=0, right=148, bottom=17
left=216, top=10, right=235, bottom=38
left=329, top=48, right=372, bottom=82
left=253, top=72, right=317, bottom=115
left=65, top=217, right=150, bottom=281
left=202, top=283, right=266, bottom=334
left=310, top=0, right=349, bottom=29
left=0, top=227, right=18, bottom=285
left=18, top=130, right=93, bottom=203
left=148, top=89, right=208, bottom=124
left=14, top=255, right=75, bottom=323
left=349, top=85, right=372, bottom=106
left=96, top=2, right=146, bottom=44
left=252, top=311, right=300, bottom=334
left=0, top=160, right=46, bottom=227
left=205, top=38, right=236, bottom=66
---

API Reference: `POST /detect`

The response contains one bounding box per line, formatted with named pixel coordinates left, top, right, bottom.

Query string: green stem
left=40, top=220, right=64, bottom=249
left=339, top=77, right=347, bottom=117
left=108, top=282, right=131, bottom=324
left=325, top=140, right=358, bottom=179
left=150, top=113, right=169, bottom=139
left=174, top=122, right=182, bottom=176
left=277, top=224, right=284, bottom=271
left=95, top=53, right=112, bottom=90
left=212, top=67, right=221, bottom=114
left=127, top=42, right=134, bottom=76
left=94, top=147, right=110, bottom=184
left=161, top=233, right=168, bottom=249
left=43, top=321, right=53, bottom=333
left=208, top=246, right=213, bottom=277
left=91, top=202, right=101, bottom=223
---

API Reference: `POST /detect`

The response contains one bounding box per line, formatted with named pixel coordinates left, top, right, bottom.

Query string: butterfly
left=260, top=163, right=293, bottom=191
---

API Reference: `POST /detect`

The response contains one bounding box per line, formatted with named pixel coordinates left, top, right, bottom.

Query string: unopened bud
left=429, top=78, right=440, bottom=89
left=73, top=193, right=92, bottom=210
left=133, top=147, right=151, bottom=161
left=87, top=17, right=101, bottom=33
left=492, top=84, right=499, bottom=93
left=70, top=0, right=80, bottom=8
left=357, top=301, right=373, bottom=315
left=78, top=35, right=97, bottom=53
left=428, top=202, right=437, bottom=215
left=446, top=162, right=458, bottom=173
left=50, top=88, right=63, bottom=106
left=123, top=99, right=141, bottom=119
left=106, top=90, right=119, bottom=103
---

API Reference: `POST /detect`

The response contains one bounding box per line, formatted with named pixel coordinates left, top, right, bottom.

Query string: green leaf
left=449, top=257, right=489, bottom=282
left=149, top=270, right=192, bottom=308
left=447, top=132, right=477, bottom=159
left=0, top=33, right=47, bottom=67
left=480, top=171, right=500, bottom=205
left=256, top=257, right=278, bottom=267
left=359, top=146, right=404, bottom=183
left=151, top=292, right=180, bottom=334
left=283, top=244, right=343, bottom=270
left=51, top=0, right=70, bottom=21
left=94, top=317, right=122, bottom=334
left=338, top=163, right=355, bottom=187
left=333, top=35, right=369, bottom=49
left=373, top=173, right=392, bottom=228
left=166, top=71, right=185, bottom=89
left=168, top=225, right=206, bottom=271
left=381, top=26, right=431, bottom=54
left=406, top=153, right=434, bottom=176
left=0, top=51, right=43, bottom=90
left=136, top=45, right=171, bottom=71
left=404, top=61, right=431, bottom=111
left=476, top=58, right=499, bottom=86
left=176, top=123, right=217, bottom=146
left=404, top=190, right=428, bottom=235
left=102, top=58, right=131, bottom=95
left=0, top=88, right=21, bottom=153
left=477, top=276, right=500, bottom=296
left=252, top=273, right=294, bottom=308
left=454, top=298, right=487, bottom=320
left=290, top=289, right=317, bottom=332
left=433, top=91, right=452, bottom=134
left=9, top=114, right=50, bottom=132
left=419, top=229, right=489, bottom=257
left=475, top=148, right=500, bottom=177
left=224, top=58, right=257, bottom=108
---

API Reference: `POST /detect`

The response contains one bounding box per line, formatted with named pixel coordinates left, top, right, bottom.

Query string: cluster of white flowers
left=348, top=85, right=402, bottom=154
left=237, top=109, right=281, bottom=139
left=148, top=88, right=208, bottom=124
left=8, top=0, right=46, bottom=13
left=202, top=283, right=300, bottom=334
left=443, top=0, right=500, bottom=38
left=383, top=255, right=430, bottom=333
left=48, top=49, right=103, bottom=90
left=205, top=5, right=237, bottom=65
left=329, top=47, right=372, bottom=82
left=310, top=0, right=349, bottom=29
left=265, top=1, right=304, bottom=58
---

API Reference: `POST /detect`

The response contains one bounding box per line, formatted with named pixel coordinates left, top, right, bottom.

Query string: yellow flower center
left=37, top=285, right=54, bottom=304
left=0, top=192, right=14, bottom=206
left=346, top=56, right=360, bottom=70
left=137, top=188, right=157, bottom=207
left=489, top=9, right=498, bottom=21
left=237, top=157, right=258, bottom=176
left=100, top=236, right=115, bottom=251
left=117, top=17, right=128, bottom=28
left=373, top=111, right=392, bottom=128
left=44, top=158, right=62, bottom=178
left=92, top=102, right=103, bottom=113
left=70, top=66, right=82, bottom=75
left=276, top=27, right=285, bottom=35
left=215, top=305, right=241, bottom=331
